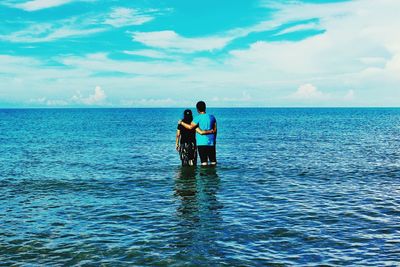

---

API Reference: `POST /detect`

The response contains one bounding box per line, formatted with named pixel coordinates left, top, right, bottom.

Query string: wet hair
left=196, top=101, right=206, bottom=112
left=182, top=109, right=193, bottom=124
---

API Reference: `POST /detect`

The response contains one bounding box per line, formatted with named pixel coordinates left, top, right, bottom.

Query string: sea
left=0, top=108, right=399, bottom=266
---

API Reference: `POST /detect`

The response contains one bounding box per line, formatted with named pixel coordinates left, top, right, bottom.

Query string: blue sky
left=1, top=0, right=399, bottom=107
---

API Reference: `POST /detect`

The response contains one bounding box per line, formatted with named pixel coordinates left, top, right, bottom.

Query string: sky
left=0, top=0, right=399, bottom=107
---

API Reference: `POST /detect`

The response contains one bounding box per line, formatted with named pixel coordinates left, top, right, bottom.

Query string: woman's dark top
left=177, top=124, right=196, bottom=144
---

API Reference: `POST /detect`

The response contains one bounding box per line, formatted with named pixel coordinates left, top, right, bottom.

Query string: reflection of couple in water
left=174, top=166, right=222, bottom=259
left=176, top=101, right=217, bottom=166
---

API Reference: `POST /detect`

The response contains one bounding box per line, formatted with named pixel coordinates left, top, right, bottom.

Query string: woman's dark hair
left=182, top=109, right=193, bottom=124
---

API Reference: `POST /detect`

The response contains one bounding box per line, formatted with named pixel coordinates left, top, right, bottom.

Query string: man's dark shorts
left=197, top=145, right=216, bottom=164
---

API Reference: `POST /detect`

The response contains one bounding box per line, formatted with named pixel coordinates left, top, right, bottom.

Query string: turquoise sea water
left=1, top=108, right=399, bottom=266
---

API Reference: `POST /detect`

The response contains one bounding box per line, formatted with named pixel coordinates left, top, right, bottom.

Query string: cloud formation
left=27, top=86, right=107, bottom=106
left=344, top=89, right=355, bottom=101
left=72, top=86, right=107, bottom=105
left=274, top=22, right=322, bottom=36
left=131, top=31, right=231, bottom=53
left=291, top=84, right=325, bottom=100
left=120, top=98, right=178, bottom=107
left=103, top=7, right=154, bottom=27
left=123, top=49, right=174, bottom=59
left=11, top=0, right=77, bottom=11
left=0, top=6, right=157, bottom=43
left=0, top=23, right=104, bottom=43
left=28, top=97, right=68, bottom=106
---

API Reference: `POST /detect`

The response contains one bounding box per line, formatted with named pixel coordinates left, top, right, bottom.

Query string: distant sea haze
left=1, top=108, right=399, bottom=266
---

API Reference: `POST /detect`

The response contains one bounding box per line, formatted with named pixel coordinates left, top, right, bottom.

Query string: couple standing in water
left=176, top=101, right=217, bottom=166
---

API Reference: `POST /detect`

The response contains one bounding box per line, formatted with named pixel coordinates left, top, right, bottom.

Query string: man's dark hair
left=196, top=101, right=206, bottom=112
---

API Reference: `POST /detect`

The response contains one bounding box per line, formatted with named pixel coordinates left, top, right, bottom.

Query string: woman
left=176, top=109, right=212, bottom=166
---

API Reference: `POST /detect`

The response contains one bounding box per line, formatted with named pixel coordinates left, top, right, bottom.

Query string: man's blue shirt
left=193, top=113, right=216, bottom=146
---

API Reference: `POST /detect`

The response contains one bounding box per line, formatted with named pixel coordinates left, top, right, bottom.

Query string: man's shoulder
left=194, top=113, right=206, bottom=120
left=193, top=115, right=200, bottom=124
left=195, top=113, right=215, bottom=123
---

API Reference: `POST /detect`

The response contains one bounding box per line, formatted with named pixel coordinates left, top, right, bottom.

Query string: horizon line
left=1, top=106, right=400, bottom=109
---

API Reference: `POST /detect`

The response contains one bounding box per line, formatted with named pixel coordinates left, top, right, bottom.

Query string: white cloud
left=0, top=54, right=40, bottom=69
left=1, top=6, right=156, bottom=43
left=131, top=31, right=231, bottom=53
left=290, top=84, right=326, bottom=100
left=289, top=85, right=357, bottom=104
left=385, top=53, right=400, bottom=75
left=120, top=98, right=179, bottom=107
left=26, top=86, right=107, bottom=106
left=359, top=57, right=386, bottom=66
left=123, top=49, right=174, bottom=59
left=0, top=21, right=105, bottom=43
left=60, top=52, right=191, bottom=75
left=220, top=91, right=252, bottom=102
left=72, top=86, right=106, bottom=105
left=344, top=89, right=355, bottom=101
left=127, top=3, right=330, bottom=54
left=12, top=0, right=76, bottom=11
left=28, top=97, right=69, bottom=106
left=275, top=22, right=322, bottom=36
left=225, top=0, right=400, bottom=104
left=104, top=7, right=154, bottom=27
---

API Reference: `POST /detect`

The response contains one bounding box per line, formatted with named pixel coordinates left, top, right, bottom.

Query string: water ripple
left=1, top=108, right=400, bottom=266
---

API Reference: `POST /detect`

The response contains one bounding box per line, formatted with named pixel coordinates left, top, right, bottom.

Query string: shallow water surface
left=0, top=108, right=400, bottom=266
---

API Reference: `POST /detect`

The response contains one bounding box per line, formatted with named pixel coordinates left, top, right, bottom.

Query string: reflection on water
left=174, top=166, right=223, bottom=264
left=174, top=167, right=198, bottom=224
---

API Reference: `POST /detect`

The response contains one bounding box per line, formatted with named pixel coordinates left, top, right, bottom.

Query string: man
left=179, top=101, right=217, bottom=166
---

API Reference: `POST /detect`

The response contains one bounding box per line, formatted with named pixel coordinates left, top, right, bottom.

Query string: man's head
left=196, top=101, right=206, bottom=113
